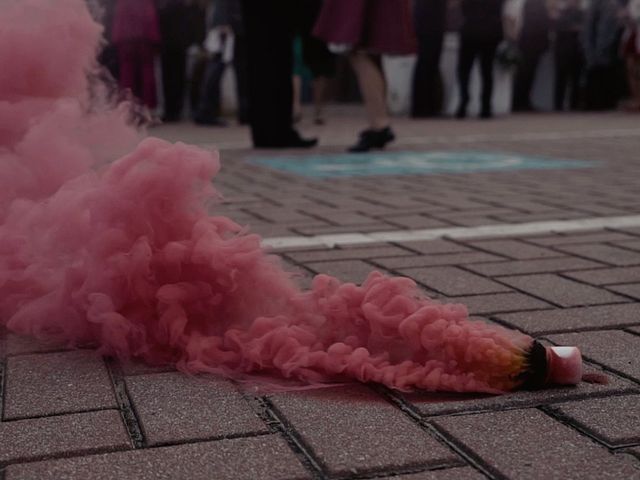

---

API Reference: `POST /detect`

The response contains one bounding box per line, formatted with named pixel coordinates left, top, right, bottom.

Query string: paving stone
left=3, top=333, right=69, bottom=357
left=498, top=274, right=627, bottom=307
left=372, top=252, right=503, bottom=270
left=615, top=240, right=640, bottom=252
left=292, top=224, right=392, bottom=235
left=527, top=232, right=638, bottom=246
left=406, top=365, right=634, bottom=416
left=305, top=260, right=384, bottom=284
left=397, top=240, right=470, bottom=255
left=269, top=386, right=460, bottom=476
left=4, top=351, right=117, bottom=419
left=382, top=215, right=451, bottom=229
left=556, top=244, right=640, bottom=266
left=126, top=372, right=267, bottom=446
left=547, top=331, right=640, bottom=382
left=0, top=410, right=130, bottom=465
left=550, top=394, right=640, bottom=446
left=398, top=267, right=511, bottom=296
left=432, top=409, right=640, bottom=479
left=608, top=283, right=640, bottom=300
left=284, top=246, right=410, bottom=263
left=467, top=239, right=559, bottom=259
left=466, top=257, right=602, bottom=277
left=4, top=435, right=309, bottom=480
left=382, top=467, right=485, bottom=480
left=564, top=266, right=640, bottom=285
left=444, top=292, right=552, bottom=315
left=118, top=360, right=176, bottom=376
left=495, top=303, right=640, bottom=334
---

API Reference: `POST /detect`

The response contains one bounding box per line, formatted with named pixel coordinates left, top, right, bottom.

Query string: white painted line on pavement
left=261, top=214, right=640, bottom=250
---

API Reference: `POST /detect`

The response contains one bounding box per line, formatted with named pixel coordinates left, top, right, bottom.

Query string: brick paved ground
left=2, top=109, right=640, bottom=479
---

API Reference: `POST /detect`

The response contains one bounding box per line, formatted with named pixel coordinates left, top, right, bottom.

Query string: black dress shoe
left=282, top=130, right=318, bottom=148
left=348, top=127, right=395, bottom=153
left=479, top=108, right=493, bottom=119
left=455, top=104, right=467, bottom=119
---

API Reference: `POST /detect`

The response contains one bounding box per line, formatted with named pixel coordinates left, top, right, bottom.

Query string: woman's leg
left=312, top=76, right=327, bottom=122
left=348, top=50, right=389, bottom=129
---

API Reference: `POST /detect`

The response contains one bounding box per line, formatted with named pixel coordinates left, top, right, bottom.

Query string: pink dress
left=313, top=0, right=417, bottom=55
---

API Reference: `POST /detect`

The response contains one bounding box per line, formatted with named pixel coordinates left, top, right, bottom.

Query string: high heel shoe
left=348, top=127, right=395, bottom=153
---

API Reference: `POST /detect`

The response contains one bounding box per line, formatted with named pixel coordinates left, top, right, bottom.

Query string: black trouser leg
left=242, top=0, right=295, bottom=146
left=479, top=40, right=498, bottom=114
left=412, top=33, right=444, bottom=117
left=554, top=48, right=569, bottom=110
left=457, top=38, right=476, bottom=111
left=513, top=48, right=543, bottom=110
left=233, top=34, right=250, bottom=124
left=161, top=48, right=186, bottom=120
left=194, top=55, right=225, bottom=122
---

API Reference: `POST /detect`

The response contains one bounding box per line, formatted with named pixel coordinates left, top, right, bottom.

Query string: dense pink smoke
left=0, top=0, right=536, bottom=393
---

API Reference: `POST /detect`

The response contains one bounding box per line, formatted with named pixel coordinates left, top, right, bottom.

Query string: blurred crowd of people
left=88, top=0, right=640, bottom=152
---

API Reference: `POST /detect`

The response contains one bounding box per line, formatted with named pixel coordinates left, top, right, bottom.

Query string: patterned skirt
left=313, top=0, right=417, bottom=55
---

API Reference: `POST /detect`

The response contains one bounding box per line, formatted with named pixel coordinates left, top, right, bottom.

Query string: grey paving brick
left=269, top=386, right=460, bottom=476
left=556, top=244, right=640, bottom=266
left=466, top=257, right=601, bottom=277
left=547, top=331, right=640, bottom=382
left=564, top=266, right=640, bottom=285
left=467, top=239, right=559, bottom=259
left=4, top=435, right=309, bottom=480
left=292, top=224, right=392, bottom=235
left=4, top=334, right=68, bottom=356
left=495, top=303, right=640, bottom=334
left=527, top=232, right=638, bottom=246
left=118, top=360, right=176, bottom=376
left=0, top=410, right=130, bottom=465
left=372, top=252, right=503, bottom=270
left=398, top=266, right=511, bottom=296
left=550, top=394, right=640, bottom=446
left=126, top=372, right=267, bottom=446
left=444, top=293, right=551, bottom=315
left=406, top=365, right=634, bottom=416
left=305, top=260, right=384, bottom=284
left=432, top=409, right=640, bottom=479
left=383, top=215, right=451, bottom=229
left=382, top=467, right=485, bottom=480
left=397, top=240, right=470, bottom=255
left=284, top=246, right=410, bottom=263
left=4, top=351, right=116, bottom=419
left=498, top=274, right=627, bottom=307
left=608, top=283, right=640, bottom=300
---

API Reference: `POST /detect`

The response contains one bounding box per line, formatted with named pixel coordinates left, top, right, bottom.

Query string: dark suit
left=457, top=0, right=504, bottom=114
left=412, top=0, right=447, bottom=117
left=157, top=0, right=205, bottom=121
left=242, top=0, right=299, bottom=147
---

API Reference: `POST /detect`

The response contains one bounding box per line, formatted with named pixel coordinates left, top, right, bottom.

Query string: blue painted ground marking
left=249, top=151, right=598, bottom=178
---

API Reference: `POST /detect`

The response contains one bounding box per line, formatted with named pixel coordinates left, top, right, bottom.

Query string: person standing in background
left=157, top=0, right=202, bottom=122
left=456, top=0, right=505, bottom=119
left=194, top=0, right=250, bottom=126
left=112, top=0, right=161, bottom=111
left=314, top=0, right=417, bottom=152
left=411, top=0, right=447, bottom=117
left=241, top=0, right=317, bottom=148
left=583, top=0, right=626, bottom=110
left=512, top=0, right=551, bottom=111
left=295, top=0, right=336, bottom=125
left=622, top=0, right=640, bottom=110
left=550, top=0, right=585, bottom=111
